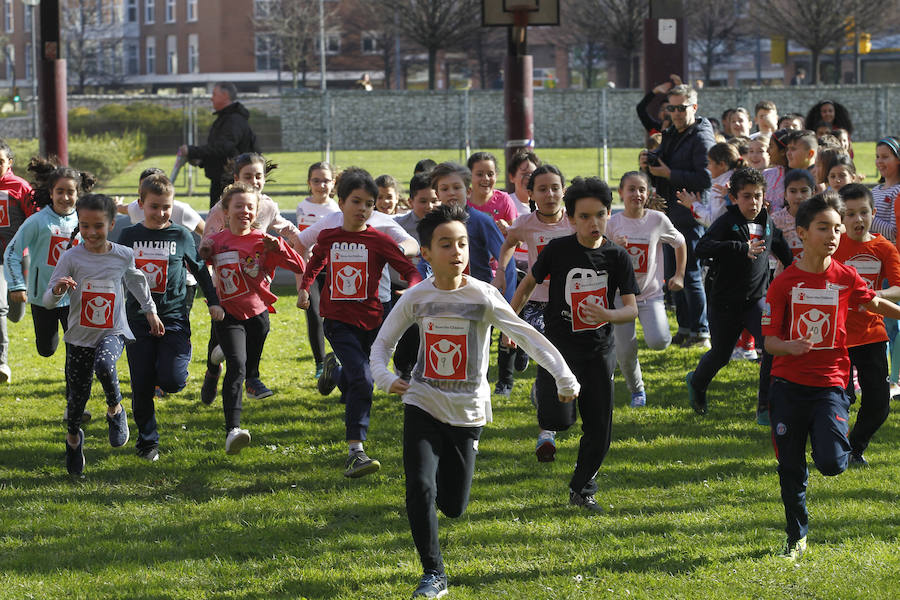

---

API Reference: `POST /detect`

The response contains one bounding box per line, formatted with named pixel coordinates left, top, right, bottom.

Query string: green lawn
left=1, top=293, right=898, bottom=599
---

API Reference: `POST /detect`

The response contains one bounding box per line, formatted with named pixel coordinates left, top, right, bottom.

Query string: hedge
left=9, top=130, right=146, bottom=184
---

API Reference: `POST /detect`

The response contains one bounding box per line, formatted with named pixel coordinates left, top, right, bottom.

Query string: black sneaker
left=107, top=406, right=130, bottom=448
left=318, top=352, right=340, bottom=396
left=245, top=378, right=274, bottom=399
left=514, top=348, right=530, bottom=372
left=686, top=371, right=707, bottom=415
left=201, top=366, right=221, bottom=406
left=671, top=331, right=689, bottom=345
left=849, top=452, right=869, bottom=468
left=569, top=489, right=602, bottom=513
left=66, top=429, right=85, bottom=475
left=137, top=446, right=160, bottom=462
left=412, top=571, right=448, bottom=598
left=494, top=381, right=513, bottom=397
left=344, top=450, right=381, bottom=478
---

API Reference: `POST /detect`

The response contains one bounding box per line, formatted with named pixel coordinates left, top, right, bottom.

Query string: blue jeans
left=126, top=318, right=192, bottom=451
left=323, top=318, right=379, bottom=441
left=664, top=222, right=709, bottom=336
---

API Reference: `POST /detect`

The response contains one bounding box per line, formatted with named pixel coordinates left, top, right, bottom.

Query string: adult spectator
left=635, top=74, right=680, bottom=135
left=179, top=83, right=259, bottom=208
left=640, top=84, right=716, bottom=348
left=790, top=67, right=806, bottom=85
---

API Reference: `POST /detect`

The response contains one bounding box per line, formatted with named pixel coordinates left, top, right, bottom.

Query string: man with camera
left=639, top=84, right=716, bottom=348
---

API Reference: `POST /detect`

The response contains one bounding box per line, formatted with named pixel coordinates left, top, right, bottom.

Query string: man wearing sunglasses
left=639, top=84, right=716, bottom=349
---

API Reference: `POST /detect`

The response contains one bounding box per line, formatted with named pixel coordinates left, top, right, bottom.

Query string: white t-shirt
left=371, top=276, right=579, bottom=427
left=605, top=209, right=684, bottom=301
left=506, top=211, right=573, bottom=302
left=296, top=197, right=340, bottom=232
left=689, top=170, right=732, bottom=227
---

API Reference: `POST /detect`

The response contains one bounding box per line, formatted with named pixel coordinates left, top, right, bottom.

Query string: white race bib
left=790, top=286, right=838, bottom=349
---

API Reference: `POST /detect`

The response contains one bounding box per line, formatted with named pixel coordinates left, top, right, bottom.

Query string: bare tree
left=688, top=1, right=749, bottom=84
left=62, top=0, right=126, bottom=93
left=382, top=0, right=480, bottom=90
left=252, top=0, right=321, bottom=89
left=562, top=0, right=645, bottom=88
left=347, top=0, right=399, bottom=89
left=463, top=26, right=505, bottom=89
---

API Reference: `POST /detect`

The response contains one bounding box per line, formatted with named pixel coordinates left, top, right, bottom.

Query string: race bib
left=747, top=223, right=764, bottom=241
left=422, top=317, right=469, bottom=381
left=844, top=254, right=881, bottom=290
left=296, top=214, right=320, bottom=231
left=622, top=235, right=651, bottom=274
left=330, top=243, right=368, bottom=301
left=47, top=225, right=75, bottom=267
left=0, top=192, right=8, bottom=227
left=565, top=268, right=609, bottom=332
left=790, top=286, right=838, bottom=350
left=80, top=280, right=116, bottom=329
left=214, top=251, right=249, bottom=301
left=134, top=246, right=169, bottom=294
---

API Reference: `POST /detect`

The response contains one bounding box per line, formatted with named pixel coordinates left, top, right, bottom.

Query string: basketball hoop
left=482, top=0, right=559, bottom=27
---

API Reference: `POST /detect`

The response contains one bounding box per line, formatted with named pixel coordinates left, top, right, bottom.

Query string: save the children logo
left=0, top=193, right=8, bottom=227
left=80, top=280, right=115, bottom=328
left=565, top=268, right=609, bottom=332
left=423, top=317, right=469, bottom=380
left=844, top=254, right=881, bottom=290
left=134, top=246, right=169, bottom=294
left=214, top=251, right=249, bottom=300
left=330, top=242, right=368, bottom=300
left=790, top=285, right=838, bottom=349
left=47, top=226, right=74, bottom=267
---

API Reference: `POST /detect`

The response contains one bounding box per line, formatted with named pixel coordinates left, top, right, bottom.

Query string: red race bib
left=134, top=246, right=169, bottom=294
left=566, top=269, right=609, bottom=332
left=330, top=243, right=368, bottom=301
left=422, top=317, right=469, bottom=381
left=80, top=280, right=115, bottom=329
left=296, top=214, right=320, bottom=231
left=0, top=192, right=9, bottom=227
left=214, top=251, right=249, bottom=301
left=790, top=286, right=838, bottom=349
left=844, top=254, right=881, bottom=290
left=47, top=225, right=75, bottom=267
left=747, top=223, right=764, bottom=241
left=623, top=235, right=651, bottom=274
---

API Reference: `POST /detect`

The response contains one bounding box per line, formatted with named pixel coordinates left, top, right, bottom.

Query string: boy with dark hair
left=0, top=138, right=34, bottom=383
left=511, top=176, right=639, bottom=512
left=371, top=203, right=578, bottom=599
left=118, top=174, right=223, bottom=461
left=833, top=183, right=900, bottom=466
left=786, top=130, right=818, bottom=171
left=297, top=167, right=422, bottom=478
left=754, top=101, right=778, bottom=138
left=687, top=167, right=793, bottom=420
left=762, top=191, right=900, bottom=560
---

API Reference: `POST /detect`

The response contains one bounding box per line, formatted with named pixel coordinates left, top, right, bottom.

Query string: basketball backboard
left=482, top=0, right=560, bottom=27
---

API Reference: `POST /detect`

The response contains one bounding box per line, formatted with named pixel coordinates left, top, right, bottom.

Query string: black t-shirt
left=118, top=223, right=217, bottom=323
left=531, top=234, right=640, bottom=352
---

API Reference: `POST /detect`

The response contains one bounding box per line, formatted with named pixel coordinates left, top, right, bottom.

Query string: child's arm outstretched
left=510, top=272, right=538, bottom=314
left=696, top=214, right=759, bottom=260
left=296, top=238, right=328, bottom=310
left=370, top=294, right=416, bottom=395
left=862, top=295, right=900, bottom=320
left=491, top=232, right=522, bottom=294
left=3, top=218, right=37, bottom=303
left=124, top=260, right=164, bottom=337
left=764, top=334, right=815, bottom=356
left=44, top=251, right=75, bottom=307
left=183, top=232, right=224, bottom=321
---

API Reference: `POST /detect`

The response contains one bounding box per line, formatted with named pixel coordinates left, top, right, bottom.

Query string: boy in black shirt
left=687, top=167, right=792, bottom=420
left=511, top=176, right=639, bottom=512
left=118, top=174, right=223, bottom=461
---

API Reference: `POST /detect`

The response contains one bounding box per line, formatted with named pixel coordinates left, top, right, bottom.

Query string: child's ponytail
left=26, top=156, right=97, bottom=208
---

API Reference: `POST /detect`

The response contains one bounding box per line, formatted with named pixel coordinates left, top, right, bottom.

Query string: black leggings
left=32, top=304, right=69, bottom=357
left=848, top=341, right=891, bottom=455
left=213, top=310, right=270, bottom=431
left=305, top=273, right=326, bottom=364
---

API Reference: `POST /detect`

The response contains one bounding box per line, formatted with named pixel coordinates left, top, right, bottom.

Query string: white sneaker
left=890, top=383, right=900, bottom=399
left=225, top=427, right=251, bottom=455
left=210, top=345, right=226, bottom=366
left=0, top=363, right=10, bottom=383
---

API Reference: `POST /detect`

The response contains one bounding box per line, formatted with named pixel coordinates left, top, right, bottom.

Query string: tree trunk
left=428, top=47, right=437, bottom=90
left=811, top=48, right=820, bottom=84
left=833, top=47, right=842, bottom=84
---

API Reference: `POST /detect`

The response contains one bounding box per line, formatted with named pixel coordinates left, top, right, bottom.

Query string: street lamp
left=21, top=0, right=40, bottom=139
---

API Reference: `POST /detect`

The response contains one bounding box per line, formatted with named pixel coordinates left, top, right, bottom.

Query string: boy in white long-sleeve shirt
left=370, top=204, right=579, bottom=599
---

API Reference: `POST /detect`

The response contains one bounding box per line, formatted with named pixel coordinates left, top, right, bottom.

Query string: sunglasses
left=665, top=104, right=692, bottom=113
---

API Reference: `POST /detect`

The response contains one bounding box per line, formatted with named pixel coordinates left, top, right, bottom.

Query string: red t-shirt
left=302, top=226, right=422, bottom=331
left=833, top=233, right=900, bottom=346
left=763, top=260, right=875, bottom=388
left=209, top=229, right=305, bottom=320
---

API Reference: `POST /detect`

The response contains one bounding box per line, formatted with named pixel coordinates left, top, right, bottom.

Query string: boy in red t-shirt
left=297, top=167, right=422, bottom=478
left=833, top=183, right=900, bottom=466
left=762, top=191, right=900, bottom=560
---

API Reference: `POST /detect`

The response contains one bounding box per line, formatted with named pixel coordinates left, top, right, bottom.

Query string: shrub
left=8, top=130, right=146, bottom=184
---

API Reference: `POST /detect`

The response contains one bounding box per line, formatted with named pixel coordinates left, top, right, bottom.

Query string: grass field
left=97, top=143, right=881, bottom=211
left=1, top=290, right=898, bottom=599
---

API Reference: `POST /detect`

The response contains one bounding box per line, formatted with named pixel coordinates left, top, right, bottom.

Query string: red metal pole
left=504, top=9, right=533, bottom=191
left=38, top=0, right=67, bottom=163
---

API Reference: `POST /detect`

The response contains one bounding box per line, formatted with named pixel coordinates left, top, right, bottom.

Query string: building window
left=4, top=0, right=13, bottom=33
left=24, top=4, right=32, bottom=31
left=188, top=33, right=198, bottom=73
left=126, top=0, right=138, bottom=23
left=361, top=32, right=378, bottom=55
left=125, top=41, right=139, bottom=75
left=165, top=0, right=175, bottom=23
left=186, top=0, right=197, bottom=21
left=325, top=30, right=341, bottom=55
left=145, top=0, right=155, bottom=24
left=166, top=34, right=177, bottom=74
left=145, top=36, right=156, bottom=73
left=254, top=0, right=274, bottom=18
left=24, top=43, right=32, bottom=80
left=255, top=34, right=280, bottom=71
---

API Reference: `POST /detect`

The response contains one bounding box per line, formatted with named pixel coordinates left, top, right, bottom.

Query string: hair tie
left=878, top=137, right=900, bottom=158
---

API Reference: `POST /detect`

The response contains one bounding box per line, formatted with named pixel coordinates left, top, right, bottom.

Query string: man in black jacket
left=640, top=84, right=716, bottom=348
left=180, top=83, right=260, bottom=208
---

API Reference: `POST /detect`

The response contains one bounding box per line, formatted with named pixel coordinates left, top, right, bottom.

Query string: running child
left=763, top=129, right=791, bottom=213
left=832, top=183, right=900, bottom=467
left=118, top=167, right=205, bottom=236
left=607, top=171, right=686, bottom=408
left=687, top=167, right=792, bottom=420
left=296, top=161, right=340, bottom=376
left=771, top=169, right=816, bottom=269
left=676, top=142, right=744, bottom=227
left=297, top=167, right=422, bottom=478
left=118, top=174, right=223, bottom=462
left=492, top=164, right=574, bottom=457
left=199, top=182, right=306, bottom=455
left=824, top=154, right=856, bottom=192
left=0, top=139, right=34, bottom=382
left=785, top=130, right=818, bottom=173
left=370, top=204, right=579, bottom=599
left=375, top=174, right=403, bottom=215
left=44, top=193, right=164, bottom=475
left=870, top=136, right=899, bottom=241
left=511, top=176, right=639, bottom=512
left=200, top=152, right=304, bottom=403
left=762, top=191, right=900, bottom=560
